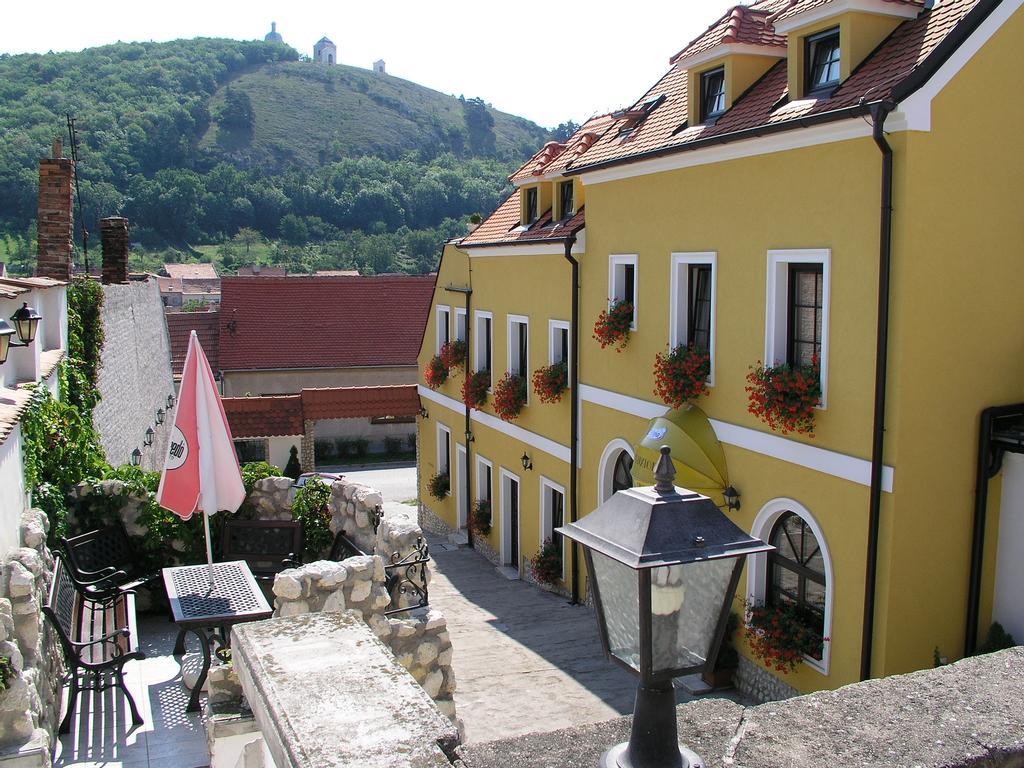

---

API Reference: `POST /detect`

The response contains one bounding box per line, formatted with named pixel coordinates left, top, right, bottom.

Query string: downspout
left=464, top=287, right=473, bottom=549
left=563, top=234, right=580, bottom=605
left=861, top=99, right=896, bottom=681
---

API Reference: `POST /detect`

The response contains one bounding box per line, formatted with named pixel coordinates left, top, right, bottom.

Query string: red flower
left=462, top=370, right=490, bottom=409
left=652, top=344, right=710, bottom=408
left=593, top=300, right=633, bottom=352
left=744, top=600, right=827, bottom=674
left=744, top=357, right=821, bottom=436
left=530, top=538, right=563, bottom=586
left=492, top=373, right=527, bottom=422
left=439, top=340, right=467, bottom=371
left=424, top=355, right=448, bottom=389
left=532, top=362, right=568, bottom=404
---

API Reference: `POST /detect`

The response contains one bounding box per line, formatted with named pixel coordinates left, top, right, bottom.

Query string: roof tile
left=223, top=395, right=303, bottom=438
left=166, top=310, right=220, bottom=377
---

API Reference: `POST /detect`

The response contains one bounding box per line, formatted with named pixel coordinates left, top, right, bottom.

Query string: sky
left=0, top=0, right=740, bottom=128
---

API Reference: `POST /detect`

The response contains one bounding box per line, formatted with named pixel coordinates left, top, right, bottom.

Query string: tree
left=233, top=227, right=262, bottom=255
left=552, top=120, right=581, bottom=143
left=217, top=87, right=255, bottom=134
left=283, top=446, right=301, bottom=480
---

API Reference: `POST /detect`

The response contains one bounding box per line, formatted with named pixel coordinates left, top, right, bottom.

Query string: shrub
left=406, top=433, right=417, bottom=450
left=592, top=299, right=633, bottom=352
left=428, top=472, right=450, bottom=501
left=384, top=437, right=403, bottom=455
left=334, top=438, right=354, bottom=457
left=241, top=461, right=282, bottom=495
left=492, top=372, right=527, bottom=422
left=745, top=601, right=827, bottom=674
left=283, top=446, right=301, bottom=480
left=0, top=655, right=15, bottom=693
left=291, top=477, right=332, bottom=557
left=530, top=538, right=562, bottom=586
left=653, top=344, right=710, bottom=408
left=975, top=622, right=1017, bottom=655
left=353, top=437, right=369, bottom=457
left=462, top=369, right=490, bottom=409
left=532, top=362, right=568, bottom=404
left=745, top=358, right=821, bottom=436
left=425, top=355, right=448, bottom=389
left=314, top=439, right=336, bottom=460
left=471, top=499, right=491, bottom=535
left=439, top=339, right=467, bottom=371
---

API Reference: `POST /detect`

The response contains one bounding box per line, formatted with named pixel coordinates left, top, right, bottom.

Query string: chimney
left=36, top=137, right=74, bottom=281
left=100, top=216, right=130, bottom=284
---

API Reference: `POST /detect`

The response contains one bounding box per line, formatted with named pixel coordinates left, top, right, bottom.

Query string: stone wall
left=0, top=509, right=61, bottom=766
left=92, top=278, right=176, bottom=470
left=734, top=654, right=800, bottom=703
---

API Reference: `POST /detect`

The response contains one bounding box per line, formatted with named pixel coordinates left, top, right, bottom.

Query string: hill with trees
left=0, top=38, right=557, bottom=275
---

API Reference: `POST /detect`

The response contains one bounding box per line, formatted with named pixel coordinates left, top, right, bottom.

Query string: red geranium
left=462, top=370, right=490, bottom=409
left=440, top=340, right=467, bottom=371
left=492, top=372, right=527, bottom=422
left=653, top=344, right=710, bottom=408
left=745, top=357, right=821, bottom=436
left=593, top=300, right=633, bottom=352
left=424, top=355, right=448, bottom=389
left=530, top=538, right=562, bottom=586
left=531, top=362, right=568, bottom=404
left=745, top=601, right=828, bottom=674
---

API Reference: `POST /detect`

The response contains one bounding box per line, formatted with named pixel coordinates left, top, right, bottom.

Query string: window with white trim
left=670, top=252, right=717, bottom=385
left=549, top=319, right=570, bottom=363
left=507, top=315, right=529, bottom=378
left=474, top=310, right=493, bottom=387
left=476, top=455, right=493, bottom=528
left=765, top=249, right=830, bottom=406
left=436, top=423, right=452, bottom=483
left=609, top=254, right=638, bottom=329
left=455, top=308, right=467, bottom=344
left=539, top=477, right=566, bottom=582
left=436, top=305, right=451, bottom=353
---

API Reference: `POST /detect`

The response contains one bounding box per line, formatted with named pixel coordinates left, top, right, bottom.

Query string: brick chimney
left=100, top=216, right=130, bottom=284
left=36, top=137, right=74, bottom=281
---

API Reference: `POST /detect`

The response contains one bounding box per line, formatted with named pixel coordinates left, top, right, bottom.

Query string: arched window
left=598, top=439, right=635, bottom=503
left=767, top=512, right=826, bottom=647
left=613, top=451, right=634, bottom=493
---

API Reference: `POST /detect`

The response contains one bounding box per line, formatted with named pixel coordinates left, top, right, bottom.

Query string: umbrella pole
left=204, top=512, right=215, bottom=591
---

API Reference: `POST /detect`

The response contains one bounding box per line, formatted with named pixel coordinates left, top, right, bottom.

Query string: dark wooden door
left=509, top=478, right=519, bottom=567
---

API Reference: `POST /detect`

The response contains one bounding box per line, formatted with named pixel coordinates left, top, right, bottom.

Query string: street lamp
left=557, top=446, right=771, bottom=768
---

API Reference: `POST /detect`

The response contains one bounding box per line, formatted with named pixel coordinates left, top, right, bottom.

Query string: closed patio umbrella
left=157, top=331, right=245, bottom=587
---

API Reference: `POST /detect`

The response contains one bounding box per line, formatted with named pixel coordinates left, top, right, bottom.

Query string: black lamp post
left=557, top=446, right=771, bottom=768
left=0, top=320, right=14, bottom=365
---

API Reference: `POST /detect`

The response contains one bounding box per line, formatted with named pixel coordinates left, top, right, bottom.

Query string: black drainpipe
left=444, top=284, right=473, bottom=548
left=563, top=233, right=580, bottom=605
left=861, top=99, right=896, bottom=681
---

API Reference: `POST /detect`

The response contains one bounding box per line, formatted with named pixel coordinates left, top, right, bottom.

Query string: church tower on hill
left=314, top=37, right=337, bottom=65
left=264, top=22, right=283, bottom=43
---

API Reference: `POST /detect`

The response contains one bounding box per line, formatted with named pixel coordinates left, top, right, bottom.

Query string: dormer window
left=559, top=181, right=575, bottom=220
left=524, top=187, right=538, bottom=224
left=806, top=28, right=841, bottom=95
left=700, top=67, right=727, bottom=123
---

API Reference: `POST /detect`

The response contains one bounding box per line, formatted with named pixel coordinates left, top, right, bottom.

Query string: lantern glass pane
left=591, top=550, right=640, bottom=671
left=0, top=332, right=9, bottom=364
left=649, top=557, right=736, bottom=674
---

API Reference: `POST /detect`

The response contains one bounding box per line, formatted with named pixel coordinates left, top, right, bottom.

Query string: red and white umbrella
left=157, top=331, right=245, bottom=586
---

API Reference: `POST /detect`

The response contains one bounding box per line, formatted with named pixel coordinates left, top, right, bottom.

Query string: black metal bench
left=221, top=519, right=303, bottom=580
left=42, top=556, right=145, bottom=734
left=62, top=524, right=158, bottom=596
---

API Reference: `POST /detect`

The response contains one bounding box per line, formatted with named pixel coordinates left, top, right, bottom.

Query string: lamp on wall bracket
left=10, top=303, right=42, bottom=346
left=167, top=394, right=176, bottom=409
left=0, top=320, right=14, bottom=365
left=419, top=407, right=429, bottom=419
left=722, top=485, right=741, bottom=512
left=521, top=452, right=533, bottom=471
left=144, top=427, right=154, bottom=447
left=156, top=408, right=165, bottom=425
left=131, top=448, right=142, bottom=466
left=465, top=430, right=474, bottom=443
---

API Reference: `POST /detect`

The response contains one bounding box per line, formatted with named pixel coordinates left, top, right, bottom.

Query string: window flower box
left=427, top=472, right=450, bottom=501
left=462, top=370, right=490, bottom=409
left=492, top=372, right=527, bottom=422
left=745, top=601, right=828, bottom=674
left=531, top=361, right=568, bottom=404
left=652, top=344, right=710, bottom=408
left=593, top=299, right=633, bottom=352
left=440, top=339, right=467, bottom=371
left=745, top=357, right=821, bottom=436
left=470, top=499, right=492, bottom=535
left=424, top=355, right=448, bottom=389
left=529, top=538, right=562, bottom=586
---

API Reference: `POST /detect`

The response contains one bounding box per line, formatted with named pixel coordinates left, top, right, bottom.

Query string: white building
left=373, top=59, right=385, bottom=74
left=314, top=37, right=337, bottom=65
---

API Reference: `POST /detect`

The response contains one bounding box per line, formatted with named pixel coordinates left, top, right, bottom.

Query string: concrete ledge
left=457, top=648, right=1024, bottom=768
left=232, top=611, right=458, bottom=768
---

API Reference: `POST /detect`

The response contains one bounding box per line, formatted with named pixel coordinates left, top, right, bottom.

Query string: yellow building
left=417, top=0, right=1024, bottom=699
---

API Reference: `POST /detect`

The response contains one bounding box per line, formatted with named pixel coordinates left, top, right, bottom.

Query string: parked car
left=292, top=472, right=343, bottom=488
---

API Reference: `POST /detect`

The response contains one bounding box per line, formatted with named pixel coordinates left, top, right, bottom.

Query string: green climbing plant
left=291, top=477, right=333, bottom=558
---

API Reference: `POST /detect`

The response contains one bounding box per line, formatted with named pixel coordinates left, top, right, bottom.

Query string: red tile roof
left=218, top=275, right=434, bottom=371
left=566, top=0, right=982, bottom=174
left=223, top=395, right=304, bottom=438
left=236, top=265, right=287, bottom=277
left=670, top=4, right=787, bottom=65
left=166, top=310, right=220, bottom=377
left=460, top=195, right=585, bottom=248
left=300, top=385, right=420, bottom=420
left=164, top=263, right=217, bottom=280
left=771, top=0, right=924, bottom=26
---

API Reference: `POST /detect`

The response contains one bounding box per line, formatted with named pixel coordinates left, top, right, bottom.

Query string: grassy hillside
left=200, top=61, right=547, bottom=169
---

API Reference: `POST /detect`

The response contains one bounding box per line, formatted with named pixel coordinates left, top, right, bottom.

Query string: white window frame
left=609, top=254, right=639, bottom=331
left=436, top=423, right=452, bottom=494
left=499, top=467, right=522, bottom=568
left=748, top=497, right=833, bottom=675
left=507, top=313, right=530, bottom=381
left=455, top=307, right=467, bottom=344
left=669, top=252, right=717, bottom=387
left=598, top=438, right=635, bottom=504
left=539, top=476, right=567, bottom=582
left=436, top=304, right=451, bottom=354
left=455, top=443, right=467, bottom=528
left=548, top=319, right=570, bottom=367
left=474, top=310, right=494, bottom=383
left=765, top=249, right=830, bottom=408
left=475, top=455, right=494, bottom=508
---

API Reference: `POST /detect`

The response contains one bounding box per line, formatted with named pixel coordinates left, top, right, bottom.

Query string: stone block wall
left=734, top=654, right=800, bottom=703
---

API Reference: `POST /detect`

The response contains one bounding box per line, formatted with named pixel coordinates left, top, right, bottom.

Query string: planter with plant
left=745, top=600, right=827, bottom=674
left=291, top=476, right=332, bottom=558
left=428, top=472, right=450, bottom=501
left=530, top=538, right=563, bottom=586
left=593, top=299, right=634, bottom=352
left=440, top=339, right=468, bottom=371
left=462, top=370, right=490, bottom=409
left=653, top=344, right=711, bottom=408
left=745, top=357, right=821, bottom=436
left=532, top=361, right=568, bottom=404
left=471, top=499, right=492, bottom=535
left=425, top=355, right=448, bottom=389
left=492, top=372, right=527, bottom=422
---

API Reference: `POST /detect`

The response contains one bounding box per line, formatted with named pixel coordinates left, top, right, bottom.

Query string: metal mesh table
left=162, top=560, right=272, bottom=711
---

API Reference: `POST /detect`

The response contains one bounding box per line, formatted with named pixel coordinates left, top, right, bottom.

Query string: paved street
left=320, top=462, right=417, bottom=504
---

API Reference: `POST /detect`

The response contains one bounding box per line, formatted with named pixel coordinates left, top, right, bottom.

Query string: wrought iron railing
left=383, top=536, right=430, bottom=616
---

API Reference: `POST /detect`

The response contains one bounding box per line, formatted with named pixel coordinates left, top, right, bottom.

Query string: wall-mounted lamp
left=156, top=408, right=165, bottom=425
left=465, top=430, right=474, bottom=443
left=722, top=485, right=741, bottom=512
left=131, top=448, right=142, bottom=466
left=226, top=319, right=237, bottom=334
left=167, top=394, right=175, bottom=409
left=0, top=303, right=43, bottom=365
left=419, top=407, right=429, bottom=419
left=0, top=320, right=14, bottom=365
left=144, top=427, right=154, bottom=446
left=521, top=452, right=533, bottom=471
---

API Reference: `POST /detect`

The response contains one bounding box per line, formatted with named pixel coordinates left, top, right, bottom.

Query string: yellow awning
left=630, top=404, right=729, bottom=498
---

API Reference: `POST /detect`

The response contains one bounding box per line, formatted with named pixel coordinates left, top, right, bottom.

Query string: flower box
left=493, top=372, right=527, bottom=422
left=440, top=339, right=467, bottom=371
left=529, top=538, right=562, bottom=586
left=653, top=344, right=710, bottom=408
left=531, top=362, right=568, bottom=404
left=462, top=370, right=490, bottom=409
left=593, top=299, right=633, bottom=352
left=427, top=472, right=450, bottom=501
left=745, top=358, right=821, bottom=436
left=745, top=601, right=827, bottom=674
left=470, top=499, right=491, bottom=535
left=424, top=355, right=448, bottom=389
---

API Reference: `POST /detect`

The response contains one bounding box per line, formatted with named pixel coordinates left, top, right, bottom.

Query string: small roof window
left=806, top=28, right=841, bottom=95
left=700, top=67, right=727, bottom=123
